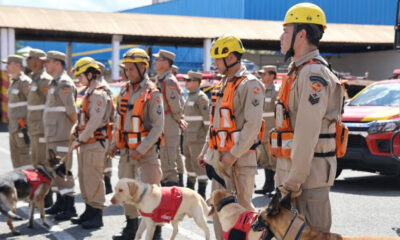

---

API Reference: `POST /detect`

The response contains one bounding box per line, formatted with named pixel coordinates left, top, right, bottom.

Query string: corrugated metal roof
left=0, top=5, right=394, bottom=52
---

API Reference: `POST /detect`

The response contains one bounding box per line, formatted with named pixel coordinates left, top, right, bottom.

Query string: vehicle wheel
left=335, top=167, right=343, bottom=179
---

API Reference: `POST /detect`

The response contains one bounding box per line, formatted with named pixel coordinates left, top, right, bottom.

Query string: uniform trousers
left=78, top=142, right=106, bottom=210
left=9, top=131, right=31, bottom=168
left=160, top=135, right=179, bottom=183
left=31, top=135, right=47, bottom=168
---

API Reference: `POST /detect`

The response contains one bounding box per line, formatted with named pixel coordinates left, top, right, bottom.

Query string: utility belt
left=79, top=124, right=111, bottom=148
left=268, top=120, right=348, bottom=159
left=208, top=127, right=260, bottom=152
left=116, top=130, right=149, bottom=150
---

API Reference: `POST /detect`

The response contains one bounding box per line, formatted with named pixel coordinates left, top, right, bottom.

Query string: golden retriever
left=111, top=178, right=210, bottom=240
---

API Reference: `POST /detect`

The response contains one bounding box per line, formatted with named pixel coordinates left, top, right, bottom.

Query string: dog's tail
left=199, top=196, right=212, bottom=221
left=0, top=186, right=23, bottom=220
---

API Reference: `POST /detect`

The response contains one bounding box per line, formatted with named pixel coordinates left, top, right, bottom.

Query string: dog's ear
left=127, top=182, right=138, bottom=198
left=279, top=191, right=292, bottom=210
left=266, top=189, right=280, bottom=216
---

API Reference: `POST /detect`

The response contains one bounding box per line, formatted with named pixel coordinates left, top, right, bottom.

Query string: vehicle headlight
left=368, top=119, right=400, bottom=134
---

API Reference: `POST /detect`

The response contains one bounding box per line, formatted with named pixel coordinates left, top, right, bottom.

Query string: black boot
left=104, top=176, right=113, bottom=195
left=186, top=180, right=195, bottom=190
left=178, top=174, right=184, bottom=187
left=197, top=181, right=207, bottom=199
left=112, top=216, right=138, bottom=240
left=81, top=208, right=103, bottom=229
left=44, top=190, right=54, bottom=209
left=152, top=226, right=162, bottom=240
left=54, top=196, right=77, bottom=221
left=45, top=193, right=64, bottom=215
left=71, top=204, right=94, bottom=225
left=255, top=169, right=275, bottom=194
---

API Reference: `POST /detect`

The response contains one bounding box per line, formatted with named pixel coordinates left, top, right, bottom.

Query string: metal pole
left=112, top=35, right=122, bottom=81
left=203, top=38, right=212, bottom=71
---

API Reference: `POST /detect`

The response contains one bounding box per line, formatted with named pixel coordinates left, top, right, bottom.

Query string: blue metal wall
left=244, top=0, right=395, bottom=25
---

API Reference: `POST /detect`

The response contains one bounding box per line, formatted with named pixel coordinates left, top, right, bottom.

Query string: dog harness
left=222, top=211, right=259, bottom=240
left=138, top=187, right=183, bottom=223
left=21, top=169, right=51, bottom=200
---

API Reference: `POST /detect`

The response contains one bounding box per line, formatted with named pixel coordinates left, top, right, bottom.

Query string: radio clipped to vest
left=115, top=82, right=158, bottom=150
left=208, top=76, right=265, bottom=152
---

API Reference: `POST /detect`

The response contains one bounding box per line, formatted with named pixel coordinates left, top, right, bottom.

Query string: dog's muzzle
left=252, top=215, right=274, bottom=240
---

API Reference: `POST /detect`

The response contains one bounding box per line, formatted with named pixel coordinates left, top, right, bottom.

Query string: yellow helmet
left=72, top=57, right=99, bottom=77
left=210, top=35, right=244, bottom=59
left=283, top=2, right=327, bottom=30
left=122, top=48, right=149, bottom=67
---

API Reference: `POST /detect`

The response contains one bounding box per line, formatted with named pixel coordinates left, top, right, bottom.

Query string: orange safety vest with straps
left=268, top=58, right=348, bottom=159
left=76, top=86, right=114, bottom=145
left=208, top=76, right=265, bottom=152
left=115, top=81, right=159, bottom=150
left=161, top=78, right=182, bottom=115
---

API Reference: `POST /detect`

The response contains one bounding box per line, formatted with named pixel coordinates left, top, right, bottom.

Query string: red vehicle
left=339, top=79, right=400, bottom=176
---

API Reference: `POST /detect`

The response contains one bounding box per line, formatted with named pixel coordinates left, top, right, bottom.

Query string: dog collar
left=217, top=196, right=237, bottom=212
left=137, top=185, right=149, bottom=203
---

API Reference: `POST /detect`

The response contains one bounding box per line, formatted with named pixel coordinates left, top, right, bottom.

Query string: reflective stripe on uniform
left=51, top=186, right=58, bottom=191
left=27, top=104, right=45, bottom=111
left=187, top=171, right=197, bottom=177
left=59, top=187, right=74, bottom=195
left=262, top=112, right=274, bottom=118
left=8, top=101, right=28, bottom=108
left=18, top=133, right=24, bottom=138
left=184, top=116, right=204, bottom=121
left=104, top=167, right=112, bottom=173
left=45, top=106, right=66, bottom=112
left=203, top=121, right=210, bottom=125
left=56, top=146, right=69, bottom=153
left=39, top=137, right=47, bottom=143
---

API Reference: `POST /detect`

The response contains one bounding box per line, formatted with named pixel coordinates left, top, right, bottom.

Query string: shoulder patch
left=253, top=87, right=261, bottom=94
left=43, top=85, right=49, bottom=92
left=308, top=93, right=320, bottom=105
left=63, top=87, right=69, bottom=94
left=201, top=99, right=207, bottom=105
left=309, top=76, right=328, bottom=86
left=24, top=85, right=30, bottom=91
left=97, top=101, right=103, bottom=106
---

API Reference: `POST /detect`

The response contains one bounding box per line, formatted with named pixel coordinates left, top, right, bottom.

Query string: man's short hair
left=297, top=24, right=324, bottom=47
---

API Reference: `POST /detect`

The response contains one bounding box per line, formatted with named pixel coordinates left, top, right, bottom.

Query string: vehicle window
left=349, top=83, right=400, bottom=107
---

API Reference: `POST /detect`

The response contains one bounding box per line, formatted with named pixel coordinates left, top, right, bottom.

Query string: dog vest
left=268, top=58, right=348, bottom=159
left=138, top=187, right=183, bottom=223
left=76, top=85, right=113, bottom=145
left=222, top=211, right=259, bottom=240
left=116, top=81, right=159, bottom=150
left=21, top=169, right=51, bottom=200
left=208, top=76, right=265, bottom=152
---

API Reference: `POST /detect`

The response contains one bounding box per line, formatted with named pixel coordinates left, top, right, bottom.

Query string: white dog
left=111, top=178, right=210, bottom=240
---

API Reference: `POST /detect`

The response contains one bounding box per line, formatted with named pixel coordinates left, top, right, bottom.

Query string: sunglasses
left=185, top=78, right=200, bottom=82
left=154, top=58, right=167, bottom=62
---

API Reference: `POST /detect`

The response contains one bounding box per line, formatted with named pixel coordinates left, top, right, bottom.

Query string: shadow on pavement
left=332, top=174, right=400, bottom=197
left=0, top=123, right=7, bottom=132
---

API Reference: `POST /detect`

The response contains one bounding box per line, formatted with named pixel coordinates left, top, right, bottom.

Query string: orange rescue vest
left=268, top=58, right=348, bottom=159
left=208, top=76, right=265, bottom=152
left=76, top=86, right=113, bottom=145
left=115, top=81, right=159, bottom=150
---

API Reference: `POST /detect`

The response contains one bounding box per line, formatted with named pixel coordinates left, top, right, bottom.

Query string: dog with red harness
left=111, top=178, right=210, bottom=240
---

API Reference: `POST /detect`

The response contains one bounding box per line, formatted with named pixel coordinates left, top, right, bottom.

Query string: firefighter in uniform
left=153, top=49, right=186, bottom=186
left=183, top=71, right=209, bottom=198
left=272, top=3, right=344, bottom=232
left=197, top=35, right=265, bottom=240
left=109, top=48, right=164, bottom=240
left=43, top=51, right=78, bottom=221
left=69, top=57, right=113, bottom=229
left=171, top=64, right=185, bottom=186
left=254, top=65, right=278, bottom=195
left=95, top=60, right=114, bottom=194
left=25, top=49, right=52, bottom=168
left=3, top=55, right=32, bottom=169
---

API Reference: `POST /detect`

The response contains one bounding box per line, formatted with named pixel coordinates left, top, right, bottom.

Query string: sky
left=0, top=0, right=152, bottom=12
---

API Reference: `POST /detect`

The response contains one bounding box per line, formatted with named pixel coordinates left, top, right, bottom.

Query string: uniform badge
left=253, top=87, right=261, bottom=94
left=43, top=85, right=49, bottom=92
left=309, top=76, right=328, bottom=86
left=252, top=99, right=260, bottom=107
left=156, top=105, right=162, bottom=115
left=24, top=85, right=30, bottom=91
left=156, top=97, right=161, bottom=103
left=169, top=85, right=176, bottom=90
left=308, top=93, right=320, bottom=105
left=201, top=99, right=207, bottom=105
left=63, top=88, right=69, bottom=94
left=97, top=101, right=103, bottom=106
left=311, top=82, right=323, bottom=92
left=95, top=107, right=101, bottom=113
left=170, top=94, right=176, bottom=100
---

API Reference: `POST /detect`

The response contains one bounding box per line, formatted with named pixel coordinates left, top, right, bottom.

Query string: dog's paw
left=28, top=223, right=34, bottom=228
left=12, top=230, right=21, bottom=236
left=43, top=222, right=50, bottom=228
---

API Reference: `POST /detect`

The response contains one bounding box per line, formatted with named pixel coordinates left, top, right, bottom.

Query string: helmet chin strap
left=284, top=24, right=298, bottom=62
left=222, top=57, right=240, bottom=75
left=133, top=62, right=146, bottom=84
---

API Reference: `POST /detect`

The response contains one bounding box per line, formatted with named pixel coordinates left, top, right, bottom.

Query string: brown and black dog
left=251, top=188, right=400, bottom=240
left=0, top=149, right=66, bottom=235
